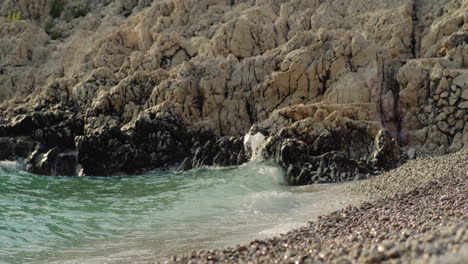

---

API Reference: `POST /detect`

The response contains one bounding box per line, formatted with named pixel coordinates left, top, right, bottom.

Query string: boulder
left=191, top=136, right=248, bottom=168
left=0, top=0, right=466, bottom=180
left=260, top=105, right=385, bottom=185
left=26, top=147, right=77, bottom=176
left=370, top=129, right=400, bottom=170
left=0, top=137, right=37, bottom=160
left=76, top=110, right=191, bottom=176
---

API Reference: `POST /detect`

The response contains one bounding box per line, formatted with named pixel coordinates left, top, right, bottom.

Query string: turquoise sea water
left=0, top=160, right=359, bottom=264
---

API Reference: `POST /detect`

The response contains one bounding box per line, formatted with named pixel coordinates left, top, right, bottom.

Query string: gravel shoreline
left=161, top=151, right=468, bottom=264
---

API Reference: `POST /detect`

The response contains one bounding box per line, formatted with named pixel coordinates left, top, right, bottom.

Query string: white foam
left=0, top=160, right=17, bottom=167
left=258, top=222, right=304, bottom=236
left=258, top=164, right=285, bottom=184
left=244, top=190, right=297, bottom=214
left=244, top=132, right=266, bottom=161
left=0, top=160, right=24, bottom=172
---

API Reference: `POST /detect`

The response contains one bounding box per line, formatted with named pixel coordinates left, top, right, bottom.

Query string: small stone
left=438, top=99, right=448, bottom=106
left=454, top=228, right=465, bottom=243
left=386, top=247, right=401, bottom=258
left=423, top=105, right=433, bottom=114
left=401, top=229, right=412, bottom=238
left=336, top=258, right=352, bottom=264
left=440, top=194, right=450, bottom=201
left=430, top=63, right=443, bottom=81
left=440, top=91, right=449, bottom=98
left=462, top=89, right=468, bottom=100
left=443, top=69, right=451, bottom=77
left=207, top=255, right=218, bottom=261
left=407, top=148, right=416, bottom=159
left=455, top=120, right=464, bottom=131
left=435, top=112, right=447, bottom=122
left=458, top=101, right=468, bottom=109
left=447, top=116, right=456, bottom=126
left=452, top=74, right=468, bottom=88
left=283, top=250, right=293, bottom=259
left=238, top=245, right=248, bottom=251
left=439, top=78, right=449, bottom=91
left=448, top=71, right=459, bottom=78
left=455, top=110, right=465, bottom=119
left=380, top=240, right=395, bottom=250
left=449, top=95, right=459, bottom=106
left=364, top=251, right=385, bottom=263
left=443, top=106, right=455, bottom=115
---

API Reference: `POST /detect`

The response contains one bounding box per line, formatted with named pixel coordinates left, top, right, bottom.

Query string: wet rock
left=76, top=112, right=191, bottom=176
left=0, top=0, right=466, bottom=177
left=0, top=137, right=37, bottom=160
left=164, top=151, right=468, bottom=264
left=371, top=129, right=400, bottom=170
left=262, top=119, right=378, bottom=185
left=191, top=136, right=248, bottom=168
left=27, top=147, right=78, bottom=176
left=55, top=151, right=79, bottom=176
left=26, top=147, right=60, bottom=176
left=177, top=158, right=193, bottom=171
left=4, top=115, right=34, bottom=136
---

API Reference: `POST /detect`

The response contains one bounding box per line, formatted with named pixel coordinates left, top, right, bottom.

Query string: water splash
left=0, top=160, right=363, bottom=264
left=244, top=132, right=266, bottom=161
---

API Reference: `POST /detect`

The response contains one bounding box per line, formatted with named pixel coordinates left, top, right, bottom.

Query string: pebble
left=160, top=151, right=467, bottom=264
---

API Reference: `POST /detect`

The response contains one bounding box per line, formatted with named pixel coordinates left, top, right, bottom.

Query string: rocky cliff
left=0, top=0, right=466, bottom=183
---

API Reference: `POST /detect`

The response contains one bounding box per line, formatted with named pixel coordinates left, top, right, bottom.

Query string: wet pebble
left=161, top=151, right=468, bottom=264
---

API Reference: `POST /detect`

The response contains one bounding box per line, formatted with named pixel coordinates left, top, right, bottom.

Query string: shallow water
left=0, top=160, right=362, bottom=264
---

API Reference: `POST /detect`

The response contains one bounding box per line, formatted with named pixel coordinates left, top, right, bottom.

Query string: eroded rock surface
left=0, top=0, right=466, bottom=182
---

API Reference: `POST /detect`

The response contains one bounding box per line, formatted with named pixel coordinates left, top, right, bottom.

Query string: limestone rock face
left=257, top=103, right=386, bottom=185
left=0, top=21, right=51, bottom=102
left=397, top=61, right=468, bottom=155
left=0, top=0, right=466, bottom=182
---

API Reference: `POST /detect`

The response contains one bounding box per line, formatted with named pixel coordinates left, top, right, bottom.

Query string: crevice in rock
left=411, top=0, right=421, bottom=59
left=379, top=59, right=404, bottom=146
left=245, top=96, right=255, bottom=125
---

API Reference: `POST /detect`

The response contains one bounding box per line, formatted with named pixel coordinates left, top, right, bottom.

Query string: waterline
left=0, top=161, right=362, bottom=264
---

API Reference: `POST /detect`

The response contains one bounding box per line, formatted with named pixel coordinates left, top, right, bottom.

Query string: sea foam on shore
left=163, top=151, right=468, bottom=264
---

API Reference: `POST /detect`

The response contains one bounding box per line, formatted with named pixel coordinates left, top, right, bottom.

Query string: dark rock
left=0, top=108, right=84, bottom=176
left=285, top=151, right=369, bottom=185
left=0, top=110, right=83, bottom=149
left=26, top=147, right=78, bottom=176
left=55, top=151, right=79, bottom=176
left=191, top=136, right=248, bottom=168
left=76, top=112, right=191, bottom=175
left=263, top=123, right=385, bottom=185
left=371, top=129, right=400, bottom=170
left=0, top=138, right=13, bottom=160
left=178, top=157, right=193, bottom=171
left=13, top=138, right=38, bottom=158
left=0, top=137, right=38, bottom=160
left=0, top=109, right=83, bottom=161
left=0, top=101, right=399, bottom=179
left=26, top=147, right=60, bottom=176
left=8, top=115, right=34, bottom=136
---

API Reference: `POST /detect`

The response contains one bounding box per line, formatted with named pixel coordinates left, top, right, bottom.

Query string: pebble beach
left=162, top=151, right=468, bottom=263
